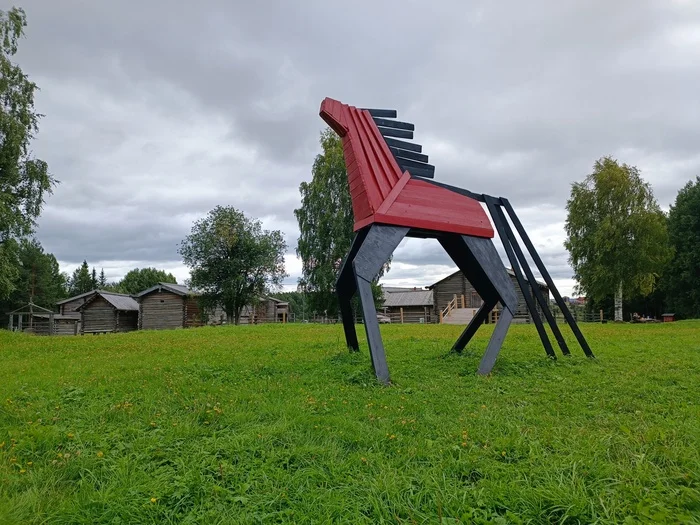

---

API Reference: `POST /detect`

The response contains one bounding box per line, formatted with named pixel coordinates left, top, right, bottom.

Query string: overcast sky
left=11, top=0, right=700, bottom=296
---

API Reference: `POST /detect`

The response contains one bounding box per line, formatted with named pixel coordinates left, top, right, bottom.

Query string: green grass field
left=1, top=321, right=699, bottom=524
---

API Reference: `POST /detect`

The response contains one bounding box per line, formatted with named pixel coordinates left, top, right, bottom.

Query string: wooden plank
left=388, top=146, right=428, bottom=163
left=377, top=171, right=412, bottom=215
left=358, top=109, right=403, bottom=189
left=371, top=117, right=414, bottom=131
left=355, top=109, right=397, bottom=194
left=384, top=137, right=422, bottom=153
left=350, top=108, right=393, bottom=198
left=360, top=108, right=397, bottom=118
left=377, top=126, right=413, bottom=140
left=395, top=157, right=435, bottom=178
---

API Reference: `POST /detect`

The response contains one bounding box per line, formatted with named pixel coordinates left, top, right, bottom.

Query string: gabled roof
left=76, top=291, right=139, bottom=311
left=134, top=282, right=198, bottom=298
left=382, top=289, right=433, bottom=307
left=428, top=268, right=547, bottom=289
left=56, top=290, right=98, bottom=305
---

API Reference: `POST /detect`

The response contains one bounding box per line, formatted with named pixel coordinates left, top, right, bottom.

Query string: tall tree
left=98, top=268, right=107, bottom=288
left=69, top=260, right=94, bottom=296
left=91, top=267, right=97, bottom=289
left=664, top=177, right=700, bottom=319
left=294, top=128, right=385, bottom=317
left=116, top=267, right=177, bottom=295
left=0, top=7, right=56, bottom=300
left=0, top=238, right=66, bottom=314
left=179, top=206, right=287, bottom=324
left=564, top=156, right=672, bottom=321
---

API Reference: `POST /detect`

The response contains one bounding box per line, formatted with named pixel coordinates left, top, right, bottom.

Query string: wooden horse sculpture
left=320, top=97, right=593, bottom=384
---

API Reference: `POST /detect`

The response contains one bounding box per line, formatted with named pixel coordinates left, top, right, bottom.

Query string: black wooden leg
left=336, top=229, right=369, bottom=351
left=452, top=299, right=496, bottom=352
left=501, top=198, right=595, bottom=358
left=478, top=307, right=514, bottom=375
left=484, top=196, right=557, bottom=360
left=493, top=199, right=570, bottom=356
left=352, top=224, right=409, bottom=384
left=439, top=234, right=519, bottom=374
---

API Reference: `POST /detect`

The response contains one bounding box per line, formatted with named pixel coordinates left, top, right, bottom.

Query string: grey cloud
left=10, top=0, right=700, bottom=290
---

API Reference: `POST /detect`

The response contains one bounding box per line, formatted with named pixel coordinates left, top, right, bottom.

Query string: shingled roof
left=76, top=291, right=139, bottom=312
left=382, top=288, right=434, bottom=307
left=134, top=282, right=198, bottom=298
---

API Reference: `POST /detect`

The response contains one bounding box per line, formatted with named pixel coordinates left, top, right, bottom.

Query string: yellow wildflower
left=97, top=451, right=104, bottom=458
left=150, top=497, right=157, bottom=503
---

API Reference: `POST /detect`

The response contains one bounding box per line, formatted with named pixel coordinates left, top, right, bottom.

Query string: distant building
left=381, top=287, right=434, bottom=323
left=76, top=291, right=139, bottom=334
left=429, top=269, right=549, bottom=323
left=134, top=282, right=205, bottom=330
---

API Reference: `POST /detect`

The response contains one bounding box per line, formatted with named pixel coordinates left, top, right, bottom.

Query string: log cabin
left=135, top=282, right=204, bottom=330
left=380, top=287, right=434, bottom=323
left=429, top=269, right=549, bottom=323
left=76, top=291, right=139, bottom=334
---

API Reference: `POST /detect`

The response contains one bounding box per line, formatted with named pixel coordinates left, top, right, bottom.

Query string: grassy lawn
left=1, top=321, right=699, bottom=524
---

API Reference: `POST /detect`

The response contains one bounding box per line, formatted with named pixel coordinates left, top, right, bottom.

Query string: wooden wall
left=184, top=296, right=203, bottom=328
left=384, top=305, right=434, bottom=323
left=433, top=272, right=548, bottom=320
left=116, top=311, right=138, bottom=332
left=140, top=291, right=184, bottom=330
left=81, top=297, right=116, bottom=333
left=60, top=296, right=90, bottom=315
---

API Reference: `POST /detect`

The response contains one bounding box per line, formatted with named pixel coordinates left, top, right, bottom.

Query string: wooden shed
left=381, top=287, right=434, bottom=323
left=135, top=282, right=203, bottom=330
left=76, top=291, right=139, bottom=334
left=429, top=268, right=549, bottom=323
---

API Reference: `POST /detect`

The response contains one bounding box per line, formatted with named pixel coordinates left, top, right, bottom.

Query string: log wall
left=140, top=291, right=184, bottom=330
left=81, top=297, right=116, bottom=333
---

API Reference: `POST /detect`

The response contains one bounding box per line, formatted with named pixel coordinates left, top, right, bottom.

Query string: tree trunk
left=614, top=282, right=623, bottom=322
left=226, top=310, right=234, bottom=325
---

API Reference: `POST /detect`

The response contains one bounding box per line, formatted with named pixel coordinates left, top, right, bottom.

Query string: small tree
left=664, top=177, right=700, bottom=318
left=0, top=7, right=56, bottom=300
left=179, top=206, right=287, bottom=325
left=98, top=268, right=107, bottom=288
left=69, top=260, right=94, bottom=296
left=564, top=157, right=672, bottom=321
left=116, top=267, right=177, bottom=295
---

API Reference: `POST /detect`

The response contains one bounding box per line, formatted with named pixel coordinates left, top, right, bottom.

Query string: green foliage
left=115, top=267, right=177, bottom=295
left=1, top=322, right=699, bottom=523
left=564, top=157, right=672, bottom=307
left=295, top=129, right=384, bottom=317
left=665, top=177, right=700, bottom=319
left=179, top=206, right=287, bottom=324
left=98, top=268, right=107, bottom=289
left=68, top=261, right=93, bottom=296
left=0, top=7, right=56, bottom=300
left=0, top=238, right=66, bottom=317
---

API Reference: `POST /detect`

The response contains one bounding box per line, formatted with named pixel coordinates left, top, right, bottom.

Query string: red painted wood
left=319, top=97, right=494, bottom=238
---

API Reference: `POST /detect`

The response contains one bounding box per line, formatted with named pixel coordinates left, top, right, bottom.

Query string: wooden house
left=76, top=291, right=139, bottom=334
left=380, top=287, right=434, bottom=323
left=429, top=269, right=549, bottom=323
left=135, top=282, right=204, bottom=330
left=56, top=290, right=98, bottom=315
left=240, top=296, right=290, bottom=324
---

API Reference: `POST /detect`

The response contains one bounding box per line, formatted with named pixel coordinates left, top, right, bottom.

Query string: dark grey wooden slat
left=388, top=146, right=428, bottom=163
left=401, top=164, right=435, bottom=179
left=361, top=108, right=397, bottom=118
left=378, top=126, right=414, bottom=140
left=384, top=137, right=422, bottom=153
left=501, top=198, right=594, bottom=358
left=396, top=156, right=435, bottom=175
left=372, top=117, right=415, bottom=131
